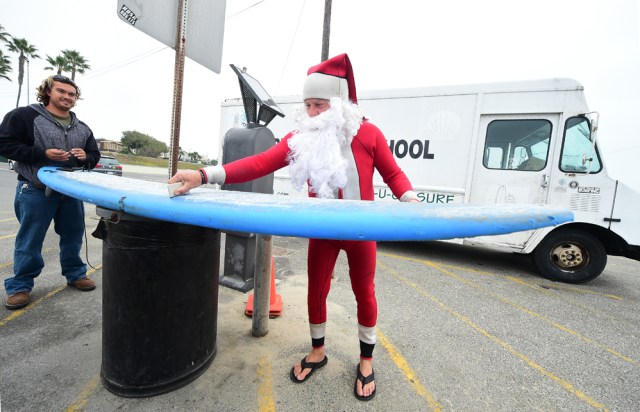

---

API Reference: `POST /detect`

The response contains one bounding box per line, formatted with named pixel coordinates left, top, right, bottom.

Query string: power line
left=276, top=0, right=307, bottom=95
left=0, top=46, right=169, bottom=96
left=605, top=145, right=640, bottom=154
left=84, top=1, right=269, bottom=80
left=226, top=0, right=267, bottom=19
left=2, top=1, right=274, bottom=95
left=84, top=46, right=169, bottom=80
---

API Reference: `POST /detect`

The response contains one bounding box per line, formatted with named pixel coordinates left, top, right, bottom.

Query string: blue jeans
left=5, top=181, right=87, bottom=295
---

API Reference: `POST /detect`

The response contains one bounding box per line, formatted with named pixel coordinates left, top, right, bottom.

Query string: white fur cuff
left=400, top=190, right=419, bottom=202
left=203, top=165, right=226, bottom=185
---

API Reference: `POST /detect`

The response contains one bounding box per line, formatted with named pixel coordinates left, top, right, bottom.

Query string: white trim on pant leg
left=309, top=322, right=326, bottom=339
left=358, top=324, right=376, bottom=345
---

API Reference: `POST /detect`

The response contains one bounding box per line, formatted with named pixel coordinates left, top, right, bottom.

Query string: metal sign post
left=169, top=0, right=188, bottom=177
left=116, top=0, right=226, bottom=176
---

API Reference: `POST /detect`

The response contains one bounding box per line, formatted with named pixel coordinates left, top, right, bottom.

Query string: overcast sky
left=1, top=0, right=639, bottom=189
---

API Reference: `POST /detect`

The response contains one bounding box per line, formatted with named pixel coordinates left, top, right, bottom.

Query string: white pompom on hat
left=302, top=53, right=357, bottom=103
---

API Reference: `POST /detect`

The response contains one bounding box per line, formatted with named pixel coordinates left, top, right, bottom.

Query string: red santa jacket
left=223, top=121, right=413, bottom=201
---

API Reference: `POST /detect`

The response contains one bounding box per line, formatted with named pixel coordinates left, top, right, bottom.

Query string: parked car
left=93, top=155, right=123, bottom=176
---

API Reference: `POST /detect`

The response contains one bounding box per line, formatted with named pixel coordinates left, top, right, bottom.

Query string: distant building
left=96, top=139, right=123, bottom=153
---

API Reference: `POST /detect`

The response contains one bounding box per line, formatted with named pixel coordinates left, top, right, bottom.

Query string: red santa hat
left=303, top=53, right=357, bottom=103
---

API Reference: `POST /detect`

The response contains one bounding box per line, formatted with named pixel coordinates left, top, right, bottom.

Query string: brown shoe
left=69, top=278, right=96, bottom=291
left=5, top=292, right=30, bottom=310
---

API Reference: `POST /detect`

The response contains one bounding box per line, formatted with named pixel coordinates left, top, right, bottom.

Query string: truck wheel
left=533, top=229, right=606, bottom=284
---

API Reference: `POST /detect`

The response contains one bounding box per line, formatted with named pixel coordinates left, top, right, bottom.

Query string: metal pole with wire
left=252, top=234, right=273, bottom=336
left=321, top=0, right=332, bottom=62
left=169, top=0, right=188, bottom=178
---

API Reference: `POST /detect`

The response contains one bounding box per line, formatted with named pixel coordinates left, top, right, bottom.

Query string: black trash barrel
left=95, top=209, right=220, bottom=397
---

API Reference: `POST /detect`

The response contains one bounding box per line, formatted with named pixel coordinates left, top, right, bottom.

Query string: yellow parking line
left=0, top=265, right=101, bottom=327
left=257, top=356, right=275, bottom=412
left=505, top=275, right=625, bottom=304
left=438, top=261, right=624, bottom=301
left=430, top=261, right=638, bottom=366
left=378, top=328, right=443, bottom=411
left=0, top=233, right=16, bottom=240
left=65, top=374, right=100, bottom=412
left=380, top=252, right=637, bottom=366
left=502, top=276, right=634, bottom=328
left=379, top=263, right=609, bottom=411
left=0, top=248, right=55, bottom=269
left=0, top=217, right=16, bottom=223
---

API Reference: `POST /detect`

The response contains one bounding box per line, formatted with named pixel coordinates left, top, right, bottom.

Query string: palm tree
left=0, top=24, right=10, bottom=43
left=0, top=50, right=12, bottom=81
left=6, top=37, right=39, bottom=107
left=62, top=49, right=90, bottom=80
left=189, top=151, right=202, bottom=163
left=0, top=25, right=12, bottom=81
left=44, top=54, right=69, bottom=75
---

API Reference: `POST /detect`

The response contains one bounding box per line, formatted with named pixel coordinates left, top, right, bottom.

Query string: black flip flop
left=289, top=355, right=328, bottom=383
left=354, top=364, right=376, bottom=401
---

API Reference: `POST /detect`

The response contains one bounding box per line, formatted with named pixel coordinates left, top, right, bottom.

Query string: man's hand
left=168, top=170, right=201, bottom=196
left=69, top=148, right=87, bottom=162
left=46, top=148, right=71, bottom=162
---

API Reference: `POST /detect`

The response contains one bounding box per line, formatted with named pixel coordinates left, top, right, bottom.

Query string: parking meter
left=219, top=65, right=284, bottom=292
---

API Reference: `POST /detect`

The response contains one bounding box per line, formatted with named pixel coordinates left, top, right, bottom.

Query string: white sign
left=116, top=0, right=226, bottom=73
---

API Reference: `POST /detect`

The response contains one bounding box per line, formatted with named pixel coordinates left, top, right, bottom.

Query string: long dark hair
left=36, top=75, right=81, bottom=106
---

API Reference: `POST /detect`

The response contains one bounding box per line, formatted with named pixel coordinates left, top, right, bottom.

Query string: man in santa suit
left=170, top=53, right=418, bottom=401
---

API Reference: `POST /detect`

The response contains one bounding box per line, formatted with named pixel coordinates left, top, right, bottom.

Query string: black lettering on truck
left=388, top=139, right=435, bottom=159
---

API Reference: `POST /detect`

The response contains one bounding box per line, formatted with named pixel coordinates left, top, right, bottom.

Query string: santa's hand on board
left=168, top=165, right=226, bottom=197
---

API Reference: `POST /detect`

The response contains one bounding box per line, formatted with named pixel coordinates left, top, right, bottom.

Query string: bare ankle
left=359, top=358, right=373, bottom=373
left=309, top=347, right=325, bottom=360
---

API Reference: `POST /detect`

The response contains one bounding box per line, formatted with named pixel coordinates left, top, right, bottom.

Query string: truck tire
left=533, top=229, right=607, bottom=284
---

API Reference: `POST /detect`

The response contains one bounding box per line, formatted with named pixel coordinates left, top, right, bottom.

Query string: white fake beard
left=287, top=98, right=363, bottom=198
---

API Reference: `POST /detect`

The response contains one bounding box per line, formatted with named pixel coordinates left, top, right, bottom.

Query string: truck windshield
left=560, top=117, right=602, bottom=174
left=483, top=119, right=552, bottom=171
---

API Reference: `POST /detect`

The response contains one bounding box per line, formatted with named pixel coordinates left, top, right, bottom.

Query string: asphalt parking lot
left=1, top=163, right=639, bottom=411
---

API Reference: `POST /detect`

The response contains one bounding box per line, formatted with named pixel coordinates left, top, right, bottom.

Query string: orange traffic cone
left=245, top=257, right=283, bottom=317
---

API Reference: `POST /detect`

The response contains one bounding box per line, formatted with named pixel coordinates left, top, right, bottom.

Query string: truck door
left=468, top=114, right=559, bottom=248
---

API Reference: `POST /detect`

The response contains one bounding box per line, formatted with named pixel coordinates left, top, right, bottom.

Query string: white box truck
left=219, top=78, right=640, bottom=283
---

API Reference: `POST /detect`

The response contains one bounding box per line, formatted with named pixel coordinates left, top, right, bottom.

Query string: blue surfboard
left=38, top=167, right=572, bottom=241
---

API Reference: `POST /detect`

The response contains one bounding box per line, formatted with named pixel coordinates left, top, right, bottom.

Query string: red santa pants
left=307, top=238, right=377, bottom=328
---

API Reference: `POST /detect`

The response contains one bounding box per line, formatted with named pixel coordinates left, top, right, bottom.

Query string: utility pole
left=321, top=0, right=332, bottom=62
